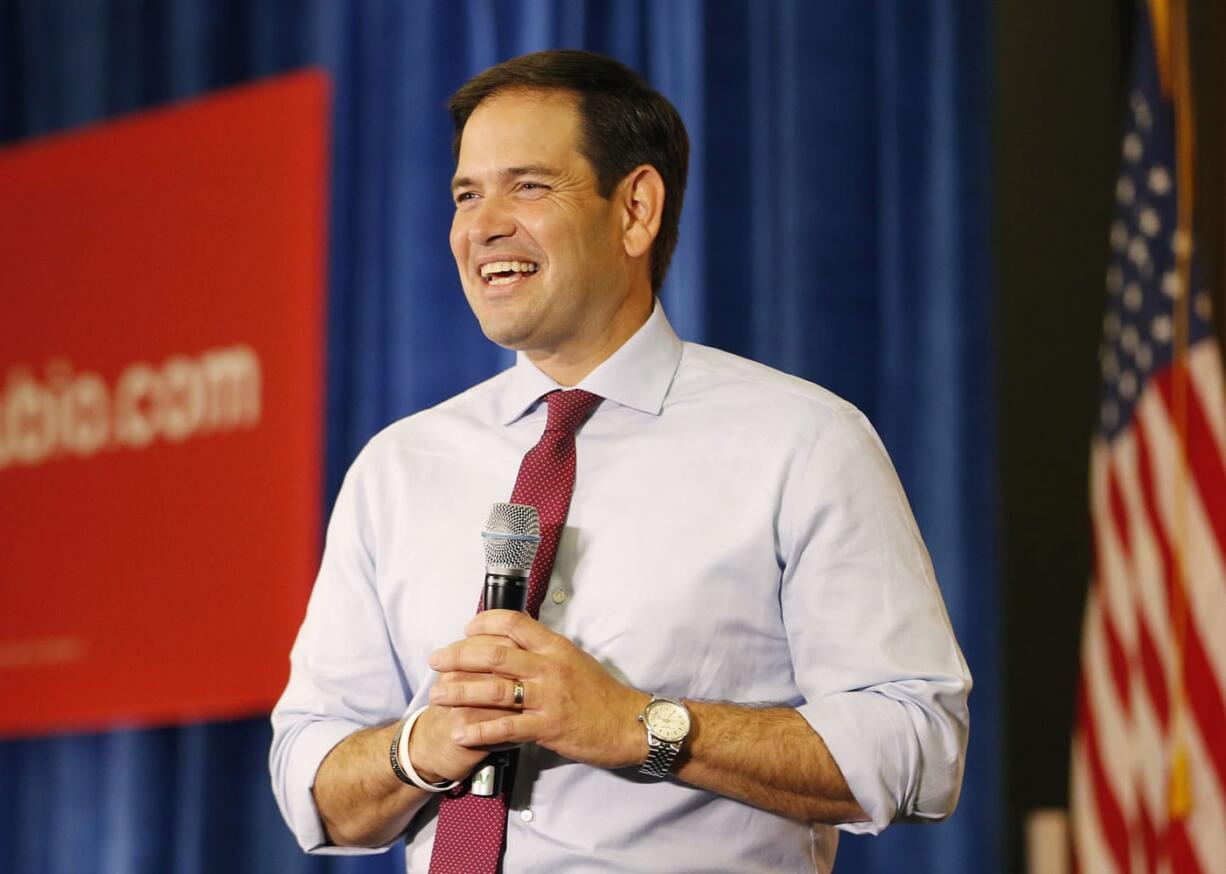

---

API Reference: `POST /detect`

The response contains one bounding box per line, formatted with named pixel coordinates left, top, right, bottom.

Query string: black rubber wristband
left=389, top=721, right=414, bottom=785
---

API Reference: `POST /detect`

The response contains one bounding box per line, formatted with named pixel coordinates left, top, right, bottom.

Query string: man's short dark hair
left=448, top=49, right=689, bottom=293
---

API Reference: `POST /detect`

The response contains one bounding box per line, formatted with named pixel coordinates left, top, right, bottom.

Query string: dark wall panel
left=994, top=0, right=1128, bottom=869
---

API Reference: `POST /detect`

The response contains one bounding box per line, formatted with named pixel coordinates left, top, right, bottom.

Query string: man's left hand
left=428, top=610, right=650, bottom=770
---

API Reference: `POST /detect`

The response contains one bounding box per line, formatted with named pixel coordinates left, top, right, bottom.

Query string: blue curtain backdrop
left=0, top=2, right=998, bottom=872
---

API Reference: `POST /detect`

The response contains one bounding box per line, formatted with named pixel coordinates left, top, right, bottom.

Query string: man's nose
left=466, top=197, right=516, bottom=245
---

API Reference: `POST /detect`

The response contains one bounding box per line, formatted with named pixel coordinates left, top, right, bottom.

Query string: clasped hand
left=417, top=610, right=648, bottom=779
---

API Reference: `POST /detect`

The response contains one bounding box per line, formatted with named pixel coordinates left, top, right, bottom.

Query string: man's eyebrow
left=451, top=164, right=560, bottom=191
left=504, top=164, right=559, bottom=179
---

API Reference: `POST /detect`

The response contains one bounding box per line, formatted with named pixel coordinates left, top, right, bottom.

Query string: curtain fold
left=0, top=3, right=997, bottom=871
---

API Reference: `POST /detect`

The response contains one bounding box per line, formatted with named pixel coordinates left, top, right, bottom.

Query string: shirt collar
left=496, top=298, right=684, bottom=425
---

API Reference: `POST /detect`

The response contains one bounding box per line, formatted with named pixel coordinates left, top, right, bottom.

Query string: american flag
left=1069, top=4, right=1226, bottom=872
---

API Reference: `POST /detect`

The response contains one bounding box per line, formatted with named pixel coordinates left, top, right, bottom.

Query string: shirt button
left=551, top=589, right=567, bottom=605
left=519, top=809, right=534, bottom=823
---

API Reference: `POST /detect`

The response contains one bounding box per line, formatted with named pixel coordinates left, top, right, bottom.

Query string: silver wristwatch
left=637, top=694, right=691, bottom=779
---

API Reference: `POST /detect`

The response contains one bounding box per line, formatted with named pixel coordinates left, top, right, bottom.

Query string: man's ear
left=620, top=165, right=665, bottom=259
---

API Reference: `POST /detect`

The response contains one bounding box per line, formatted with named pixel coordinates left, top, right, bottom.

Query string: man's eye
left=518, top=182, right=547, bottom=193
left=455, top=191, right=477, bottom=204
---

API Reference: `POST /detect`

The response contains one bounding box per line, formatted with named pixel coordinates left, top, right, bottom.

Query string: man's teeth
left=480, top=260, right=539, bottom=284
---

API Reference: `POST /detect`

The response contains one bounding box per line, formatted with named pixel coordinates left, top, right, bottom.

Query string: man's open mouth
left=479, top=260, right=540, bottom=287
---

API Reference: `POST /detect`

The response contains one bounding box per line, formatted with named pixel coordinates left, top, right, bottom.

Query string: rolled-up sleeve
left=780, top=408, right=971, bottom=834
left=269, top=453, right=412, bottom=854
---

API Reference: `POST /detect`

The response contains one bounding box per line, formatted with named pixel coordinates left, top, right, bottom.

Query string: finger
left=434, top=670, right=489, bottom=684
left=429, top=641, right=539, bottom=678
left=465, top=610, right=561, bottom=652
left=429, top=677, right=526, bottom=708
left=450, top=712, right=543, bottom=747
left=464, top=633, right=523, bottom=650
left=431, top=632, right=522, bottom=661
left=432, top=634, right=521, bottom=658
left=435, top=659, right=526, bottom=685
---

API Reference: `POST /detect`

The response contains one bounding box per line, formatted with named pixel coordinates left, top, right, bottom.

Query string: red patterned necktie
left=428, top=389, right=603, bottom=874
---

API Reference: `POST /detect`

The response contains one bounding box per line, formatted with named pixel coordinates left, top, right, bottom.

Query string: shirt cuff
left=797, top=691, right=916, bottom=835
left=280, top=718, right=402, bottom=855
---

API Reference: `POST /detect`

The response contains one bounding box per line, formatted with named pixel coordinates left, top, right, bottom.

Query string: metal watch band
left=639, top=739, right=681, bottom=779
left=637, top=694, right=690, bottom=779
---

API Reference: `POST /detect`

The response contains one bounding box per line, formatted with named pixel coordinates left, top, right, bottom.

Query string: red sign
left=0, top=72, right=329, bottom=736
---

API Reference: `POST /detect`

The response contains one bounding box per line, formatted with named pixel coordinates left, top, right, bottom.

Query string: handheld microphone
left=481, top=501, right=541, bottom=612
left=470, top=502, right=540, bottom=797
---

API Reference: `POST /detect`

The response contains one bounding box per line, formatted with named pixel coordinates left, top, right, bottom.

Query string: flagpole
left=1166, top=0, right=1194, bottom=822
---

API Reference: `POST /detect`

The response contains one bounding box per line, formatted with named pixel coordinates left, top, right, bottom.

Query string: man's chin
left=476, top=319, right=537, bottom=352
left=466, top=294, right=538, bottom=349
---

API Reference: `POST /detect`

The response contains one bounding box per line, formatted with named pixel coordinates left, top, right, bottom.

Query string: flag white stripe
left=1089, top=443, right=1139, bottom=660
left=1109, top=428, right=1176, bottom=690
left=1184, top=711, right=1226, bottom=871
left=1074, top=581, right=1125, bottom=874
left=1129, top=674, right=1168, bottom=862
left=1189, top=342, right=1226, bottom=457
left=1083, top=593, right=1136, bottom=825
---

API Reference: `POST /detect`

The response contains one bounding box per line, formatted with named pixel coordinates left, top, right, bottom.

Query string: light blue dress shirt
left=270, top=301, right=971, bottom=873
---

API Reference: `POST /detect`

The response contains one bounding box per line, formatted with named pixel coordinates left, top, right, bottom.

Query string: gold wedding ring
left=513, top=680, right=525, bottom=708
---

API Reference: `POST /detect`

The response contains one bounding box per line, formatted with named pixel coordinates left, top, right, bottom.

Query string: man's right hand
left=408, top=683, right=516, bottom=783
left=409, top=634, right=526, bottom=783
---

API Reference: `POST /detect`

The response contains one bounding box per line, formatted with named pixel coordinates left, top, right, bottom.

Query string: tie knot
left=543, top=389, right=602, bottom=434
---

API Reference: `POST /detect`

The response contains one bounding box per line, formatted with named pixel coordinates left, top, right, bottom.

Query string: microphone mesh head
left=482, top=502, right=541, bottom=572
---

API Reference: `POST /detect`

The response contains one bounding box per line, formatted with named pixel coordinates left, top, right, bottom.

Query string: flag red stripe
left=1132, top=415, right=1172, bottom=585
left=1184, top=375, right=1226, bottom=559
left=1137, top=786, right=1158, bottom=873
left=1183, top=612, right=1226, bottom=797
left=1155, top=363, right=1226, bottom=560
left=1137, top=619, right=1170, bottom=729
left=1092, top=486, right=1134, bottom=710
left=1103, top=603, right=1132, bottom=712
left=1132, top=423, right=1174, bottom=731
left=1078, top=676, right=1132, bottom=873
left=1168, top=818, right=1205, bottom=874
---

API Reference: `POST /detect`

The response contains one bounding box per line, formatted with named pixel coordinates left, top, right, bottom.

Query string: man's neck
left=526, top=295, right=654, bottom=387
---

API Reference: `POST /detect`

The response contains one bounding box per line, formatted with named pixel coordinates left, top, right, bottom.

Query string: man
left=271, top=50, right=970, bottom=873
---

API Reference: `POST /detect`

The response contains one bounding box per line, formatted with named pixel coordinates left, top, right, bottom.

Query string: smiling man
left=271, top=50, right=971, bottom=873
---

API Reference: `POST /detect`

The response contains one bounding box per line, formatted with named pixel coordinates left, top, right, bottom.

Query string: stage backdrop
left=0, top=2, right=998, bottom=873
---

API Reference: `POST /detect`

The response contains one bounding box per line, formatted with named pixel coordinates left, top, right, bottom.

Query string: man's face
left=450, top=89, right=639, bottom=368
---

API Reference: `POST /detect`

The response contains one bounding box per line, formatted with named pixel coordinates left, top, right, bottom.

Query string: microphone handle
left=470, top=570, right=529, bottom=797
left=483, top=571, right=529, bottom=612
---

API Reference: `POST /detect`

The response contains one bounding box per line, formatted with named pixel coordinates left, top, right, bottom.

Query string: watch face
left=645, top=699, right=690, bottom=743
